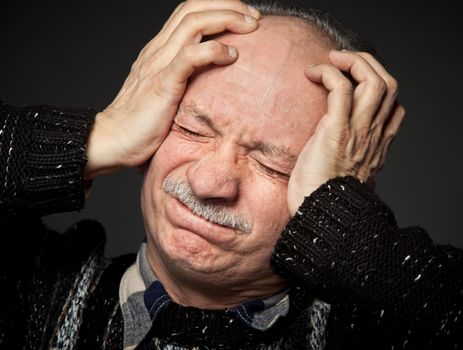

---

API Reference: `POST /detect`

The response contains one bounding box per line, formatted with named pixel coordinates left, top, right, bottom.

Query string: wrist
left=84, top=112, right=125, bottom=180
left=287, top=176, right=330, bottom=216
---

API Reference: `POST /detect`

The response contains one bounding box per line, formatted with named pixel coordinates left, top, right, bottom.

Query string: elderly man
left=1, top=1, right=462, bottom=349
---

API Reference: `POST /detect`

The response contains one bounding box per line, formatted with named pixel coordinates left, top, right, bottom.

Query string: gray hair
left=246, top=0, right=382, bottom=62
left=162, top=175, right=253, bottom=233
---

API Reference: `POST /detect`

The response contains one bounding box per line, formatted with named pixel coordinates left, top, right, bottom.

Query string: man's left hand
left=287, top=50, right=406, bottom=215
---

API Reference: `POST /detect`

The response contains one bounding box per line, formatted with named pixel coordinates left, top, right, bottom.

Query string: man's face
left=141, top=18, right=332, bottom=290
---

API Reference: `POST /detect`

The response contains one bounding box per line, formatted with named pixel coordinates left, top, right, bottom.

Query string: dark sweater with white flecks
left=0, top=101, right=462, bottom=350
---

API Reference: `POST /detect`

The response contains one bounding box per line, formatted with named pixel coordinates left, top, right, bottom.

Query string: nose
left=186, top=147, right=240, bottom=202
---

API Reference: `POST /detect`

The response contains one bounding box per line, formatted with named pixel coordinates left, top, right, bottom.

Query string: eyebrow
left=252, top=142, right=297, bottom=164
left=178, top=101, right=297, bottom=164
left=178, top=102, right=214, bottom=129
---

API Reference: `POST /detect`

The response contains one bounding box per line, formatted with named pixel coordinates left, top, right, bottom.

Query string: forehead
left=182, top=16, right=332, bottom=154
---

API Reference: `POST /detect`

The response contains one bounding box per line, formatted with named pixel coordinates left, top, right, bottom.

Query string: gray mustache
left=162, top=176, right=253, bottom=233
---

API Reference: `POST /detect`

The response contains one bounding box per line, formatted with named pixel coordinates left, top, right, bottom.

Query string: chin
left=157, top=226, right=233, bottom=276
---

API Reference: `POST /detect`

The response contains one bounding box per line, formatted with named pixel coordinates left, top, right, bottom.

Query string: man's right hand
left=84, top=0, right=261, bottom=180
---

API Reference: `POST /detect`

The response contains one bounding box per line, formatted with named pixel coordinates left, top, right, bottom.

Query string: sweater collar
left=119, top=242, right=292, bottom=349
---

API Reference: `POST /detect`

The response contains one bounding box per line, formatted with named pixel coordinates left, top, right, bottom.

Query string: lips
left=165, top=195, right=238, bottom=246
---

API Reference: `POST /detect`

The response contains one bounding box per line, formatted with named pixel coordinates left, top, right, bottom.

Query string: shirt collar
left=119, top=242, right=291, bottom=348
left=138, top=242, right=291, bottom=330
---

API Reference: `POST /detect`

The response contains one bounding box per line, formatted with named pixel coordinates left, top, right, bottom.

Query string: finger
left=305, top=63, right=353, bottom=127
left=132, top=1, right=258, bottom=75
left=329, top=50, right=387, bottom=127
left=137, top=8, right=258, bottom=72
left=376, top=103, right=406, bottom=171
left=158, top=2, right=187, bottom=36
left=356, top=51, right=399, bottom=127
left=158, top=0, right=260, bottom=47
left=163, top=9, right=259, bottom=56
left=132, top=2, right=188, bottom=69
left=155, top=40, right=238, bottom=99
left=383, top=103, right=406, bottom=140
left=356, top=52, right=398, bottom=98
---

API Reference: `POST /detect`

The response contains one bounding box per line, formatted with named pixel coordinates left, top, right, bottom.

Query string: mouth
left=177, top=197, right=232, bottom=229
left=165, top=195, right=239, bottom=246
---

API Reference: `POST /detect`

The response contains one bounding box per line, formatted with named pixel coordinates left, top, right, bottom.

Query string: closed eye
left=172, top=122, right=203, bottom=138
left=255, top=160, right=289, bottom=180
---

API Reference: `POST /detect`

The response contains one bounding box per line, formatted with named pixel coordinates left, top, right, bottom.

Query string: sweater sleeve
left=0, top=101, right=106, bottom=348
left=0, top=99, right=100, bottom=273
left=0, top=100, right=96, bottom=218
left=270, top=176, right=463, bottom=349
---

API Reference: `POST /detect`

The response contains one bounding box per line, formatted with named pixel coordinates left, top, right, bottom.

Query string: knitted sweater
left=0, top=101, right=462, bottom=349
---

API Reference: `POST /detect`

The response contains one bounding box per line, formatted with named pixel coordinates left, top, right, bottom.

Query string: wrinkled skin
left=85, top=1, right=404, bottom=309
left=141, top=17, right=333, bottom=308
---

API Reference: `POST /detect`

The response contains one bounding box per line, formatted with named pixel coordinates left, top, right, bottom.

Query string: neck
left=146, top=247, right=288, bottom=310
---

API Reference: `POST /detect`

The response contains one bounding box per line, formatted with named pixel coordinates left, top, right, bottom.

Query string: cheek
left=150, top=133, right=193, bottom=176
left=243, top=176, right=291, bottom=254
left=233, top=179, right=290, bottom=279
left=146, top=132, right=208, bottom=187
left=142, top=133, right=194, bottom=222
left=252, top=175, right=290, bottom=221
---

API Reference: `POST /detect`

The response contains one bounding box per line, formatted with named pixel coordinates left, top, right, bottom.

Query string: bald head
left=182, top=16, right=333, bottom=154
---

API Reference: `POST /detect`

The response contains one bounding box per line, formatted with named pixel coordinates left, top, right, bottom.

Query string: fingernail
left=244, top=14, right=256, bottom=23
left=247, top=5, right=260, bottom=18
left=228, top=46, right=237, bottom=57
left=308, top=64, right=315, bottom=68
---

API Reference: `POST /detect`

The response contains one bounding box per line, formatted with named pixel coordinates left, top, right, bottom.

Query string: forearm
left=0, top=101, right=96, bottom=217
left=271, top=176, right=463, bottom=347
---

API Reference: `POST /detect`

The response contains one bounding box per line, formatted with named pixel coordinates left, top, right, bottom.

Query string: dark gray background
left=1, top=1, right=461, bottom=257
